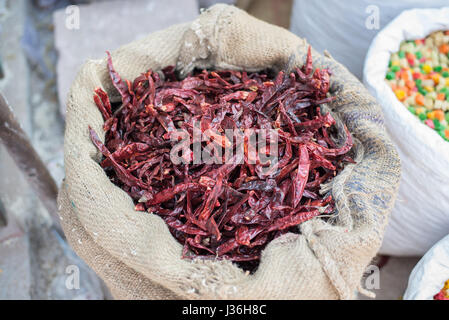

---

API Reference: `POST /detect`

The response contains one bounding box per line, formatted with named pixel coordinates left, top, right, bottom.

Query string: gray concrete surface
left=0, top=221, right=31, bottom=300
left=53, top=0, right=199, bottom=115
left=358, top=256, right=421, bottom=300
left=0, top=0, right=104, bottom=300
left=1, top=0, right=200, bottom=300
left=0, top=0, right=34, bottom=300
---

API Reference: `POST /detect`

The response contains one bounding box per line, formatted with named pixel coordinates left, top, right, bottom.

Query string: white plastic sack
left=290, top=0, right=449, bottom=80
left=364, top=7, right=449, bottom=256
left=404, top=234, right=449, bottom=300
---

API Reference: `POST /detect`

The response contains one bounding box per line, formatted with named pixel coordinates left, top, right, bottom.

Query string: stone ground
left=0, top=0, right=199, bottom=300
left=0, top=0, right=105, bottom=300
left=54, top=0, right=199, bottom=114
left=358, top=256, right=421, bottom=300
left=0, top=0, right=423, bottom=300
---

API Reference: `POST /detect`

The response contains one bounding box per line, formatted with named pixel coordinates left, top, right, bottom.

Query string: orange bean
left=434, top=110, right=445, bottom=121
left=406, top=80, right=415, bottom=89
left=437, top=93, right=446, bottom=101
left=400, top=71, right=409, bottom=81
left=406, top=52, right=415, bottom=60
left=415, top=93, right=425, bottom=106
left=440, top=44, right=449, bottom=55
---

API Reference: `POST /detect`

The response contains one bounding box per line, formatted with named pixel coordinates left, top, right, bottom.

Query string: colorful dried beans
left=386, top=30, right=449, bottom=141
left=88, top=48, right=353, bottom=270
left=434, top=279, right=449, bottom=300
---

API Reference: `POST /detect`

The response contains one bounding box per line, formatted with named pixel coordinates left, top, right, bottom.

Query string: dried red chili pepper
left=89, top=47, right=354, bottom=271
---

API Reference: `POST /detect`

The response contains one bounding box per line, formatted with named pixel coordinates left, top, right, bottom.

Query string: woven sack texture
left=58, top=4, right=401, bottom=300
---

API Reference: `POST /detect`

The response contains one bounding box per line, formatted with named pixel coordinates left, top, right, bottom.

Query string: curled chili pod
left=89, top=47, right=354, bottom=272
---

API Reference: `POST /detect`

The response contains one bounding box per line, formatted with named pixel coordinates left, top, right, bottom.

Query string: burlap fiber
left=58, top=4, right=401, bottom=300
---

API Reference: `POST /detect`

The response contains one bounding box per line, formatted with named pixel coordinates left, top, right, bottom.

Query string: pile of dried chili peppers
left=89, top=48, right=354, bottom=271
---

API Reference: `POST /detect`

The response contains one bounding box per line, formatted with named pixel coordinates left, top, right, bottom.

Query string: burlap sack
left=58, top=4, right=401, bottom=300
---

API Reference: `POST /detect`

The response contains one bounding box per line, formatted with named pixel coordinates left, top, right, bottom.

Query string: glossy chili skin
left=89, top=48, right=354, bottom=271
